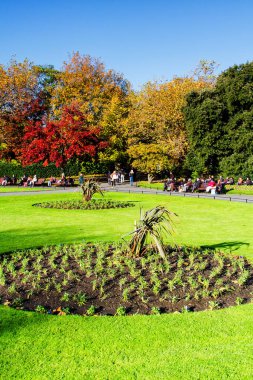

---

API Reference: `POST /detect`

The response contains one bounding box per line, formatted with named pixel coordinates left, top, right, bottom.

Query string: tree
left=184, top=62, right=253, bottom=177
left=51, top=52, right=130, bottom=168
left=21, top=103, right=107, bottom=168
left=51, top=52, right=129, bottom=118
left=127, top=78, right=209, bottom=180
left=193, top=59, right=219, bottom=85
left=183, top=89, right=226, bottom=175
left=98, top=93, right=131, bottom=168
left=0, top=60, right=56, bottom=160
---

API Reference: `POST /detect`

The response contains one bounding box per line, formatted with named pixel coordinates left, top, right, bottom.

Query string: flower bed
left=1, top=243, right=253, bottom=316
left=33, top=199, right=135, bottom=210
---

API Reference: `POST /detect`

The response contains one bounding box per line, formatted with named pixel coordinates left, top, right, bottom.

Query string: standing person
left=129, top=169, right=134, bottom=186
left=111, top=170, right=118, bottom=187
left=120, top=170, right=125, bottom=183
left=79, top=173, right=85, bottom=186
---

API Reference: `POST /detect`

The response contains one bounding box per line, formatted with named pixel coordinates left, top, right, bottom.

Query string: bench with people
left=18, top=175, right=45, bottom=187
left=51, top=173, right=75, bottom=187
left=163, top=176, right=230, bottom=194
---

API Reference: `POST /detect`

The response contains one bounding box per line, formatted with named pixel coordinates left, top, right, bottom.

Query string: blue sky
left=0, top=0, right=253, bottom=89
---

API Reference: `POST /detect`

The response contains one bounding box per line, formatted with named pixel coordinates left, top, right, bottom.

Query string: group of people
left=17, top=173, right=75, bottom=187
left=237, top=177, right=253, bottom=185
left=18, top=174, right=38, bottom=187
left=108, top=169, right=134, bottom=187
left=1, top=175, right=17, bottom=186
left=163, top=176, right=234, bottom=194
left=48, top=173, right=75, bottom=187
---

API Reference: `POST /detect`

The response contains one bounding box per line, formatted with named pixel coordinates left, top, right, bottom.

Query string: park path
left=1, top=182, right=253, bottom=204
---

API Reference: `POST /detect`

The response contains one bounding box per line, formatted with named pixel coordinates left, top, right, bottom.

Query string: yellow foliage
left=127, top=77, right=211, bottom=173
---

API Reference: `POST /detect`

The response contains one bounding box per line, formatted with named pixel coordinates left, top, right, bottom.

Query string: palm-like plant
left=128, top=206, right=175, bottom=258
left=81, top=179, right=104, bottom=201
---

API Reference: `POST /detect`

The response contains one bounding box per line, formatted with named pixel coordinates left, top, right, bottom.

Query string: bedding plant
left=1, top=206, right=253, bottom=316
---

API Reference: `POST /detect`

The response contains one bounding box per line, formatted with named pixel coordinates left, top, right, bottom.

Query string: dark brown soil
left=1, top=244, right=253, bottom=316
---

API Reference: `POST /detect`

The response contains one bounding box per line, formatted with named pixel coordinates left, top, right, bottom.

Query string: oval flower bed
left=33, top=199, right=135, bottom=210
left=0, top=243, right=253, bottom=316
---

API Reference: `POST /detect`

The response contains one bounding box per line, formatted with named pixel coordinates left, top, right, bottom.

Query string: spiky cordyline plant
left=128, top=206, right=175, bottom=259
left=81, top=179, right=104, bottom=201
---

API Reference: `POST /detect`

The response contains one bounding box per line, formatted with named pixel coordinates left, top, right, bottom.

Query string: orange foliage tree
left=51, top=52, right=130, bottom=167
left=0, top=60, right=56, bottom=160
left=127, top=77, right=212, bottom=180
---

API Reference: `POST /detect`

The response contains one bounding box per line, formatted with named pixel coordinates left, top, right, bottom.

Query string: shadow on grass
left=200, top=241, right=250, bottom=252
left=0, top=307, right=48, bottom=336
left=0, top=226, right=115, bottom=255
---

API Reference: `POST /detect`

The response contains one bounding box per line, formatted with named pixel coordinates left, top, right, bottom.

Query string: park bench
left=23, top=178, right=45, bottom=187
left=34, top=178, right=46, bottom=186
left=195, top=183, right=207, bottom=192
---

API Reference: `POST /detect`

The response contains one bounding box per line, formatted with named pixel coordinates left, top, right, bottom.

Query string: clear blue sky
left=0, top=0, right=253, bottom=89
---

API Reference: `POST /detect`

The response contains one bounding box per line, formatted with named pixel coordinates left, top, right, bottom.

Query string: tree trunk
left=148, top=174, right=154, bottom=183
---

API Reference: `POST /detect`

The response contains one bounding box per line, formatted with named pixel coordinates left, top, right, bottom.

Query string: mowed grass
left=1, top=191, right=253, bottom=258
left=0, top=186, right=56, bottom=192
left=2, top=304, right=253, bottom=380
left=1, top=191, right=253, bottom=379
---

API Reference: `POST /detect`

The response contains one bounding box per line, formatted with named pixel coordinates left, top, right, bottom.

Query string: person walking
left=129, top=169, right=134, bottom=186
left=79, top=173, right=85, bottom=186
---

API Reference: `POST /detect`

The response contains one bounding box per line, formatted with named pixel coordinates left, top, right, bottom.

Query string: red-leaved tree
left=20, top=103, right=107, bottom=168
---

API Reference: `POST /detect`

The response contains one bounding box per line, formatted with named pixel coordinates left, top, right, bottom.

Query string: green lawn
left=0, top=186, right=54, bottom=192
left=1, top=191, right=253, bottom=379
left=1, top=191, right=252, bottom=258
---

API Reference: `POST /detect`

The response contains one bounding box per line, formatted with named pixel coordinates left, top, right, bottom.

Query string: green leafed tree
left=184, top=62, right=253, bottom=178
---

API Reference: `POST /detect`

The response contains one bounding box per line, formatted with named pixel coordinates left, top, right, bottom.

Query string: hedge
left=0, top=160, right=109, bottom=179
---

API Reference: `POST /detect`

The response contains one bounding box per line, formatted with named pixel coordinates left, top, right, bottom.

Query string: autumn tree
left=127, top=78, right=210, bottom=181
left=51, top=52, right=130, bottom=167
left=21, top=103, right=107, bottom=168
left=98, top=93, right=131, bottom=167
left=0, top=60, right=57, bottom=160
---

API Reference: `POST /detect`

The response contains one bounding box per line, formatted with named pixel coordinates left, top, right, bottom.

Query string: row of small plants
left=1, top=242, right=253, bottom=315
left=33, top=199, right=135, bottom=210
